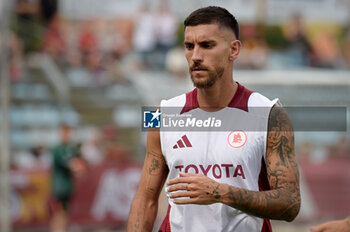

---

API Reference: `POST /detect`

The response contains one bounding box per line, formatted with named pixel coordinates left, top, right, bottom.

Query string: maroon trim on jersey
left=259, top=158, right=273, bottom=232
left=180, top=88, right=199, bottom=114
left=180, top=82, right=253, bottom=114
left=227, top=82, right=254, bottom=112
left=159, top=205, right=171, bottom=232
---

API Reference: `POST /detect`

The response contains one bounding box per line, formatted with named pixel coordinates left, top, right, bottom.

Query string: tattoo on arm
left=148, top=151, right=162, bottom=175
left=128, top=150, right=168, bottom=232
left=213, top=184, right=221, bottom=199
left=146, top=151, right=167, bottom=194
left=132, top=206, right=153, bottom=232
left=222, top=106, right=301, bottom=221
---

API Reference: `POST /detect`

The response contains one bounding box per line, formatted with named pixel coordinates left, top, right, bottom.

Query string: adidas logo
left=173, top=135, right=192, bottom=149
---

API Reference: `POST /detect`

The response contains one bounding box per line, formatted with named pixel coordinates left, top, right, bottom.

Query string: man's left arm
left=167, top=105, right=301, bottom=222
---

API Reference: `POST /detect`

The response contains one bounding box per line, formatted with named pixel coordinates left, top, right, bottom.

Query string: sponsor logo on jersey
left=174, top=163, right=245, bottom=179
left=228, top=130, right=247, bottom=148
left=173, top=135, right=192, bottom=149
left=143, top=109, right=161, bottom=128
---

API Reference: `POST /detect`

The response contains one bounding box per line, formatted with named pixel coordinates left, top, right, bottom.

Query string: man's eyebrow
left=184, top=39, right=217, bottom=43
left=199, top=40, right=217, bottom=45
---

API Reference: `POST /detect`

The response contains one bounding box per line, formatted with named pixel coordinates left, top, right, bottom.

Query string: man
left=50, top=124, right=84, bottom=232
left=127, top=6, right=300, bottom=232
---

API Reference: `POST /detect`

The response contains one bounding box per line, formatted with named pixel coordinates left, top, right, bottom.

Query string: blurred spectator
left=344, top=25, right=350, bottom=67
left=40, top=0, right=58, bottom=25
left=132, top=4, right=157, bottom=69
left=85, top=49, right=109, bottom=86
left=310, top=31, right=342, bottom=68
left=13, top=0, right=43, bottom=53
left=50, top=124, right=84, bottom=232
left=154, top=1, right=178, bottom=69
left=81, top=128, right=104, bottom=166
left=283, top=14, right=312, bottom=67
left=78, top=20, right=99, bottom=57
left=100, top=125, right=132, bottom=163
left=30, top=145, right=51, bottom=169
left=66, top=49, right=90, bottom=87
left=112, top=17, right=134, bottom=59
left=42, top=15, right=66, bottom=63
left=9, top=33, right=24, bottom=82
left=165, top=44, right=188, bottom=78
left=237, top=25, right=269, bottom=69
left=12, top=146, right=51, bottom=170
left=330, top=135, right=350, bottom=159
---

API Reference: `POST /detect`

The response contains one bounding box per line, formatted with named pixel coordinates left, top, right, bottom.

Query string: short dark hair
left=184, top=6, right=239, bottom=39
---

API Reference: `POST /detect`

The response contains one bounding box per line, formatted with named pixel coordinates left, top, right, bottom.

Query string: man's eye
left=201, top=43, right=213, bottom=49
left=185, top=44, right=194, bottom=50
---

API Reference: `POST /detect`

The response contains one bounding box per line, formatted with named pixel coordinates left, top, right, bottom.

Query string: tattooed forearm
left=223, top=185, right=299, bottom=222
left=220, top=105, right=300, bottom=222
left=133, top=211, right=142, bottom=231
left=145, top=151, right=167, bottom=194
left=127, top=149, right=168, bottom=232
left=127, top=129, right=168, bottom=232
left=129, top=206, right=154, bottom=232
left=147, top=151, right=164, bottom=175
left=266, top=105, right=300, bottom=220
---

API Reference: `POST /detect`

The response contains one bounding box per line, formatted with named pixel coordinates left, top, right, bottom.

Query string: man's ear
left=229, top=40, right=241, bottom=61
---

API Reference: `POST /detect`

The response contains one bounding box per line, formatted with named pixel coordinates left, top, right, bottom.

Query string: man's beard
left=190, top=66, right=225, bottom=89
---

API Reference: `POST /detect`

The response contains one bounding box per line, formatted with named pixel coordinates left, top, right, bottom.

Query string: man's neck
left=197, top=78, right=237, bottom=112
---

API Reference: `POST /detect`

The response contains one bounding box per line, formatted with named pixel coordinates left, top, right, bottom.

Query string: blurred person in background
left=344, top=25, right=350, bottom=67
left=50, top=124, right=85, bottom=232
left=81, top=127, right=104, bottom=166
left=237, top=24, right=269, bottom=69
left=127, top=6, right=300, bottom=232
left=111, top=17, right=134, bottom=59
left=100, top=125, right=132, bottom=164
left=8, top=32, right=24, bottom=82
left=42, top=15, right=66, bottom=63
left=66, top=49, right=90, bottom=87
left=165, top=43, right=188, bottom=78
left=310, top=31, right=342, bottom=68
left=330, top=135, right=350, bottom=160
left=12, top=0, right=43, bottom=53
left=78, top=20, right=99, bottom=57
left=310, top=216, right=350, bottom=232
left=30, top=145, right=52, bottom=169
left=85, top=49, right=109, bottom=86
left=154, top=1, right=178, bottom=69
left=283, top=14, right=312, bottom=67
left=132, top=3, right=157, bottom=69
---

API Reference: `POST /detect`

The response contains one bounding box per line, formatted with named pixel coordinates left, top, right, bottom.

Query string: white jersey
left=159, top=83, right=278, bottom=232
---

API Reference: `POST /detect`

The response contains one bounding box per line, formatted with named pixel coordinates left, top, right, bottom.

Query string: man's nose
left=191, top=47, right=203, bottom=63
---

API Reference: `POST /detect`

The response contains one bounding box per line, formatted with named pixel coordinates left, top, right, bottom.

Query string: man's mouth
left=191, top=67, right=208, bottom=72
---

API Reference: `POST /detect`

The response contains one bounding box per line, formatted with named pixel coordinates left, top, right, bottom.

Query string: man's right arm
left=127, top=129, right=169, bottom=232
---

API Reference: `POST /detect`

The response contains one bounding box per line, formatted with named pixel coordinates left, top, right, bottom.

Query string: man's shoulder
left=248, top=92, right=279, bottom=108
left=160, top=91, right=189, bottom=107
left=245, top=91, right=280, bottom=119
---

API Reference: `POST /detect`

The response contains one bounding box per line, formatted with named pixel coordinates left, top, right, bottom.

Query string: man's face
left=184, top=23, right=234, bottom=88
